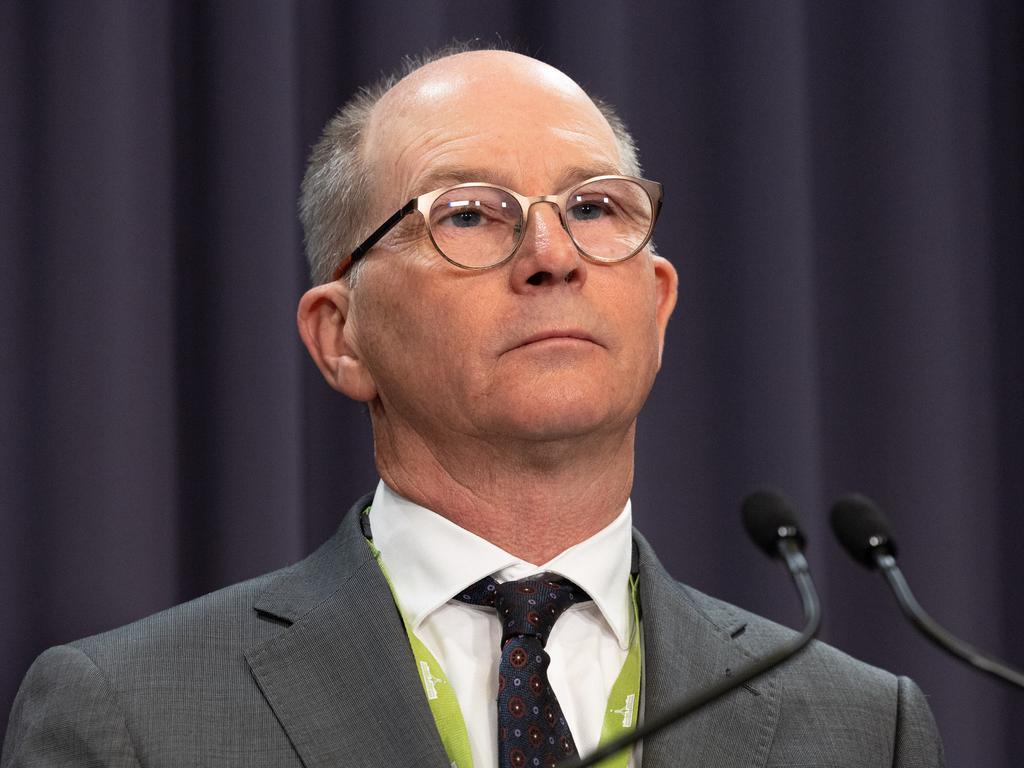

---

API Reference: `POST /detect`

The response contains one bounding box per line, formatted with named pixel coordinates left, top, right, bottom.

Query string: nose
left=509, top=201, right=588, bottom=291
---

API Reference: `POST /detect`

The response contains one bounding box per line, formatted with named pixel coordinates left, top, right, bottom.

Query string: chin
left=478, top=368, right=647, bottom=439
left=493, top=395, right=631, bottom=443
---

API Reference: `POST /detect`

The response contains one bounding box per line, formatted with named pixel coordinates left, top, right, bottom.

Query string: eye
left=431, top=192, right=519, bottom=232
left=448, top=209, right=483, bottom=228
left=568, top=195, right=613, bottom=222
left=433, top=200, right=487, bottom=229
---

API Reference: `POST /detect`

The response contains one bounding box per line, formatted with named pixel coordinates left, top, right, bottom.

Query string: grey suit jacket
left=3, top=495, right=944, bottom=767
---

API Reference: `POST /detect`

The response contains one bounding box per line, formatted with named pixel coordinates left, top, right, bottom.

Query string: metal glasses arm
left=332, top=198, right=417, bottom=280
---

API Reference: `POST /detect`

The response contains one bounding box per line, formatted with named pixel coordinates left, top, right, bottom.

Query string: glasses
left=332, top=175, right=663, bottom=279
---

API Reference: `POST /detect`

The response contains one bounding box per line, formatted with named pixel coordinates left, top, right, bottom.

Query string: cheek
left=603, top=271, right=660, bottom=347
left=601, top=284, right=664, bottom=401
left=356, top=271, right=491, bottom=397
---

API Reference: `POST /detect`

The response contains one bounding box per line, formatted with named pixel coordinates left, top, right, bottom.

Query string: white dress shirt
left=368, top=480, right=636, bottom=768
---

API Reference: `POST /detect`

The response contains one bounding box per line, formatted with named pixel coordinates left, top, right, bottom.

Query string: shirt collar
left=367, top=480, right=635, bottom=649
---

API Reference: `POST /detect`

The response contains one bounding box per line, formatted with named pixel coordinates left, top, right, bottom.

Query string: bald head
left=299, top=46, right=641, bottom=285
left=363, top=51, right=624, bottom=223
left=372, top=50, right=606, bottom=137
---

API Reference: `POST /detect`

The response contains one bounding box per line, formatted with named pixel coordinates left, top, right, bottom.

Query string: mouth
left=511, top=329, right=601, bottom=351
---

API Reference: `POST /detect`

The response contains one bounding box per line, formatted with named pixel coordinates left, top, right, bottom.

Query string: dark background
left=2, top=1, right=1022, bottom=765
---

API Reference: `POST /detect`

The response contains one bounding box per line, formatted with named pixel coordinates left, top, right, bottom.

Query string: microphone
left=564, top=490, right=821, bottom=768
left=830, top=493, right=1024, bottom=689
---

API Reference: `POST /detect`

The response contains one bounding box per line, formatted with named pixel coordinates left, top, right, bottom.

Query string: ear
left=651, top=254, right=679, bottom=366
left=297, top=281, right=378, bottom=402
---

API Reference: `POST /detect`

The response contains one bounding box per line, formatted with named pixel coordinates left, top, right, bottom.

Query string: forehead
left=364, top=52, right=622, bottom=203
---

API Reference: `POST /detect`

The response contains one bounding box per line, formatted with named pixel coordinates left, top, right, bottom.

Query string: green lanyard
left=365, top=533, right=642, bottom=768
left=597, top=575, right=643, bottom=768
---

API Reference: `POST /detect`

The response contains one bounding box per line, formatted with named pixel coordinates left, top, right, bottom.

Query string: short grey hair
left=299, top=43, right=644, bottom=286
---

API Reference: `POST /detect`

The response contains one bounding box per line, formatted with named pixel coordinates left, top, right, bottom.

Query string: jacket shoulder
left=71, top=565, right=290, bottom=665
left=2, top=497, right=375, bottom=768
left=687, top=584, right=892, bottom=682
left=68, top=492, right=376, bottom=668
left=682, top=585, right=945, bottom=767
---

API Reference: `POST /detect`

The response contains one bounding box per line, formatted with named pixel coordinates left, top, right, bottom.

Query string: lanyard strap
left=598, top=575, right=643, bottom=768
left=368, top=537, right=475, bottom=768
left=365, top=520, right=642, bottom=768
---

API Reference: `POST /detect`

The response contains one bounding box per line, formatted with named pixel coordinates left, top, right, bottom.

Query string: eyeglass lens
left=426, top=178, right=654, bottom=269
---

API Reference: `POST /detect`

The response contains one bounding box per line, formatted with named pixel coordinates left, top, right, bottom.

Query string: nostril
left=527, top=271, right=549, bottom=286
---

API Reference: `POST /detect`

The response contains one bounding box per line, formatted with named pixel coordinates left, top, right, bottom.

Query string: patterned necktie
left=459, top=573, right=591, bottom=768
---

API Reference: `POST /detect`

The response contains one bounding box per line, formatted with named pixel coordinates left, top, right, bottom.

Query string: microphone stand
left=563, top=538, right=821, bottom=768
left=875, top=553, right=1024, bottom=689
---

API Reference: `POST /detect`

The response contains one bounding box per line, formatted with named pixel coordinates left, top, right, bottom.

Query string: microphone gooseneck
left=564, top=490, right=821, bottom=768
left=741, top=489, right=819, bottom=635
left=830, top=493, right=1024, bottom=690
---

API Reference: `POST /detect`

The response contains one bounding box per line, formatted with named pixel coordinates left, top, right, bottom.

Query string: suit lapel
left=635, top=532, right=780, bottom=768
left=242, top=500, right=780, bottom=768
left=245, top=496, right=450, bottom=768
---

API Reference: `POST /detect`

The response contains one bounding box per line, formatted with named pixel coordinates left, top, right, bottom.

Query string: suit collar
left=245, top=494, right=450, bottom=768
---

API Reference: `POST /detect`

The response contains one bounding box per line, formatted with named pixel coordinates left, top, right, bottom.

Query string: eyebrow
left=409, top=164, right=623, bottom=198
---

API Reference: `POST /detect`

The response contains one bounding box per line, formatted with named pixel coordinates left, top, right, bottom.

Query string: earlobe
left=651, top=255, right=679, bottom=365
left=297, top=283, right=378, bottom=402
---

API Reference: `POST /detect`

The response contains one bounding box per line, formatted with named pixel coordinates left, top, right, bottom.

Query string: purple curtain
left=2, top=2, right=1021, bottom=765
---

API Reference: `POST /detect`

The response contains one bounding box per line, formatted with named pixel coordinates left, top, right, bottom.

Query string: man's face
left=335, top=52, right=676, bottom=452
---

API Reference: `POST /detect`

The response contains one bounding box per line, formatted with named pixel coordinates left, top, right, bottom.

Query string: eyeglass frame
left=331, top=174, right=664, bottom=280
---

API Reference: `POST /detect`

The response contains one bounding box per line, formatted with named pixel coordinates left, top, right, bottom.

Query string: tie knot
left=458, top=574, right=590, bottom=646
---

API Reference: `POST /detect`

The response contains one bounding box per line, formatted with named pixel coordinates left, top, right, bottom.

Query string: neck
left=372, top=418, right=636, bottom=564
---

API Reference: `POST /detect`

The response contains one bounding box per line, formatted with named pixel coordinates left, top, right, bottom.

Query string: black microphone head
left=830, top=493, right=898, bottom=569
left=741, top=489, right=807, bottom=558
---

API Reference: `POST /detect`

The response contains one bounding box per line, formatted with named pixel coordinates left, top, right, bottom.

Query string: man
left=2, top=48, right=943, bottom=768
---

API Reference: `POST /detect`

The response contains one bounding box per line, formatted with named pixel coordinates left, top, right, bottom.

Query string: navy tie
left=459, top=574, right=591, bottom=768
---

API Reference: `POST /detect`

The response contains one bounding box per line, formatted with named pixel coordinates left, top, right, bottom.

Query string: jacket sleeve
left=893, top=675, right=945, bottom=767
left=1, top=645, right=141, bottom=768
